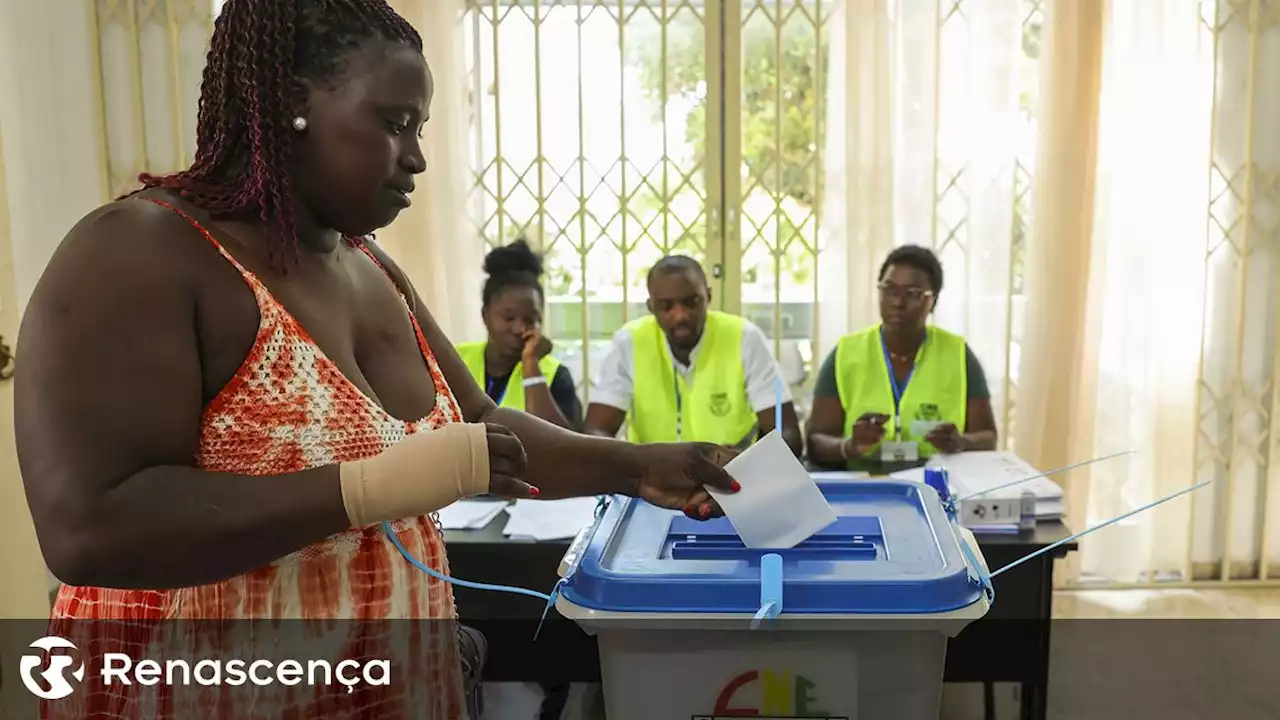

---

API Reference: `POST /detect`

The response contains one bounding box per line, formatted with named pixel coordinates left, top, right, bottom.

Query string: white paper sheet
left=890, top=455, right=1066, bottom=520
left=924, top=451, right=1064, bottom=500
left=501, top=497, right=599, bottom=541
left=436, top=498, right=509, bottom=530
left=709, top=430, right=838, bottom=549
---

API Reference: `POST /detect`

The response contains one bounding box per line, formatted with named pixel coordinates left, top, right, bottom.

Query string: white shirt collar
left=663, top=332, right=703, bottom=375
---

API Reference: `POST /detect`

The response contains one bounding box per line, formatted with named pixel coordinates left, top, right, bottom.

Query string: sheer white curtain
left=988, top=0, right=1278, bottom=586
left=1179, top=1, right=1280, bottom=583
left=380, top=0, right=486, bottom=344
left=817, top=0, right=895, bottom=356
left=819, top=0, right=1024, bottom=441
left=1010, top=0, right=1105, bottom=585
left=1067, top=0, right=1214, bottom=583
left=820, top=0, right=1279, bottom=586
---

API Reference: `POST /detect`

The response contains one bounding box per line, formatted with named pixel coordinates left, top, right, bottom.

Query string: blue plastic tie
left=989, top=479, right=1213, bottom=580
left=957, top=530, right=994, bottom=604
left=751, top=553, right=783, bottom=630
left=774, top=376, right=784, bottom=432
left=381, top=521, right=562, bottom=639
left=924, top=467, right=958, bottom=519
left=533, top=578, right=569, bottom=641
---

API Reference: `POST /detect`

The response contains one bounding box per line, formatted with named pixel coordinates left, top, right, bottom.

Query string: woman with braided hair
left=15, top=1, right=739, bottom=717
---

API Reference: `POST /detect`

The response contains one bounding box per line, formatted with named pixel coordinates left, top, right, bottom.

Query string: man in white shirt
left=583, top=256, right=802, bottom=457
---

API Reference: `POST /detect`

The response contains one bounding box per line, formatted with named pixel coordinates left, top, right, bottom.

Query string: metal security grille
left=1187, top=0, right=1280, bottom=585
left=465, top=0, right=722, bottom=405
left=464, top=0, right=1045, bottom=431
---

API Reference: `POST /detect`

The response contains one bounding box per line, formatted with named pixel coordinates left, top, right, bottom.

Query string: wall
left=0, top=0, right=109, bottom=619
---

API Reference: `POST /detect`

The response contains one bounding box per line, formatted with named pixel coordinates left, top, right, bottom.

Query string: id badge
left=880, top=440, right=919, bottom=463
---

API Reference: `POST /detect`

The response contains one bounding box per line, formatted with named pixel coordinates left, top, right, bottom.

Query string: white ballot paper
left=708, top=430, right=838, bottom=549
left=436, top=498, right=509, bottom=530
left=502, top=497, right=600, bottom=541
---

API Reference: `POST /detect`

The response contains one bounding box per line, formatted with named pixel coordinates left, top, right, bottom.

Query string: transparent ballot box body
left=554, top=480, right=992, bottom=720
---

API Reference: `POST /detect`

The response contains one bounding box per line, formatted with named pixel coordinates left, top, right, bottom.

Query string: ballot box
left=554, top=479, right=992, bottom=720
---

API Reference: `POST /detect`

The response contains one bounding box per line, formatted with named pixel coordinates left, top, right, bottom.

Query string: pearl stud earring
left=292, top=116, right=308, bottom=131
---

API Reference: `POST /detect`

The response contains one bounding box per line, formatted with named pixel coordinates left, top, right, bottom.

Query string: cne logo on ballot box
left=693, top=668, right=849, bottom=720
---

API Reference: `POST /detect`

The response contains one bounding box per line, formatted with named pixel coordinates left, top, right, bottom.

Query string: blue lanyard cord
left=673, top=371, right=683, bottom=441
left=880, top=328, right=921, bottom=440
left=486, top=376, right=507, bottom=405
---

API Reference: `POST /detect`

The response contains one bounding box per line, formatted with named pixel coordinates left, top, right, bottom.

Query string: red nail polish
left=730, top=480, right=742, bottom=492
left=529, top=486, right=540, bottom=497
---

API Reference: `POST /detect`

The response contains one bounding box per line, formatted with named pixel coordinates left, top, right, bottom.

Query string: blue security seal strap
left=750, top=553, right=784, bottom=630
left=924, top=467, right=957, bottom=518
left=956, top=528, right=995, bottom=604
left=533, top=578, right=569, bottom=641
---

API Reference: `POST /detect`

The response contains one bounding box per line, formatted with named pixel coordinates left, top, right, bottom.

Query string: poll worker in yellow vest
left=806, top=245, right=997, bottom=469
left=583, top=255, right=803, bottom=457
left=455, top=240, right=583, bottom=430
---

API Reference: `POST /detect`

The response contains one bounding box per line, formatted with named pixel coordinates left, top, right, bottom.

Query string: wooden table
left=444, top=510, right=1075, bottom=720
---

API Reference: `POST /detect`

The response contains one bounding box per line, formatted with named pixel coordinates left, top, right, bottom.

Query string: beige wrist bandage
left=339, top=422, right=490, bottom=528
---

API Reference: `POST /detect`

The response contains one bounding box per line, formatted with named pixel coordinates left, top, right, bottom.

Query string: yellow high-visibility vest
left=456, top=341, right=561, bottom=412
left=625, top=311, right=758, bottom=446
left=834, top=324, right=967, bottom=459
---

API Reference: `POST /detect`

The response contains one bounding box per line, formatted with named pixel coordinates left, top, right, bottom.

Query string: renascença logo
left=20, top=636, right=86, bottom=700
left=18, top=636, right=390, bottom=699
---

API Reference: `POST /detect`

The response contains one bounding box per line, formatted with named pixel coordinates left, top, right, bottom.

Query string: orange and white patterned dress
left=46, top=198, right=469, bottom=719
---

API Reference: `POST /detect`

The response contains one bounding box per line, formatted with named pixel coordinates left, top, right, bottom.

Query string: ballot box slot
left=664, top=515, right=885, bottom=562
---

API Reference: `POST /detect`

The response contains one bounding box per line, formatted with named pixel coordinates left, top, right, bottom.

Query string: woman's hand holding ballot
left=633, top=443, right=741, bottom=520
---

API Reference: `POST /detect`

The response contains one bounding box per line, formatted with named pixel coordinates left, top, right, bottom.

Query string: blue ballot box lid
left=558, top=480, right=984, bottom=615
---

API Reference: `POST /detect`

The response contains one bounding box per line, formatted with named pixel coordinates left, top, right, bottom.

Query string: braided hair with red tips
left=133, top=0, right=422, bottom=272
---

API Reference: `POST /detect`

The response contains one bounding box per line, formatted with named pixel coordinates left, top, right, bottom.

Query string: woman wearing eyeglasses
left=806, top=244, right=998, bottom=469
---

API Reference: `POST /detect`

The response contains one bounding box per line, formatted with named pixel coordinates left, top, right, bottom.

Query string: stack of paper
left=891, top=451, right=1065, bottom=533
left=436, top=498, right=509, bottom=530
left=932, top=452, right=1064, bottom=505
left=502, top=497, right=600, bottom=541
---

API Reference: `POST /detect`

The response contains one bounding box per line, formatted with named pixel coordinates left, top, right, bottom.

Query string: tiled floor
left=1052, top=586, right=1280, bottom=619
left=941, top=588, right=1280, bottom=720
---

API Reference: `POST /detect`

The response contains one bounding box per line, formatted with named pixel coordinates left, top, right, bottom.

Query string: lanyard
left=880, top=327, right=917, bottom=441
left=486, top=375, right=507, bottom=405
left=673, top=370, right=683, bottom=441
